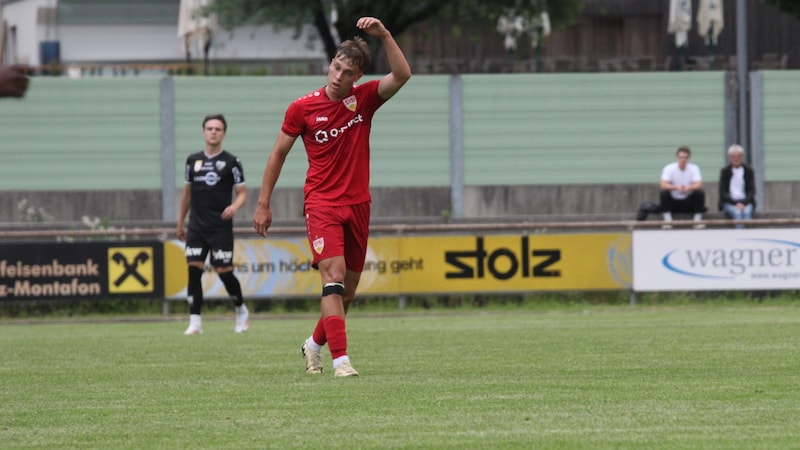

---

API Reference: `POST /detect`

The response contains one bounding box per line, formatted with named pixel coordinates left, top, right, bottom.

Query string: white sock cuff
left=332, top=355, right=350, bottom=369
left=307, top=337, right=323, bottom=352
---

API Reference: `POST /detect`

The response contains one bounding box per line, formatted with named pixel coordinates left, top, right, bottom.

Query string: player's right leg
left=184, top=264, right=205, bottom=335
left=183, top=235, right=209, bottom=335
left=302, top=206, right=349, bottom=375
left=317, top=257, right=358, bottom=377
left=300, top=271, right=362, bottom=374
left=301, top=326, right=324, bottom=374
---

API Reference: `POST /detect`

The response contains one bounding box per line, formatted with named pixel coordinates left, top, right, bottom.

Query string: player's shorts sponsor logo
left=212, top=249, right=233, bottom=264
left=185, top=246, right=203, bottom=257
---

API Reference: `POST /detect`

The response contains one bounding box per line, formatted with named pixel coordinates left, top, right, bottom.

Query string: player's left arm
left=357, top=17, right=411, bottom=100
left=223, top=185, right=247, bottom=221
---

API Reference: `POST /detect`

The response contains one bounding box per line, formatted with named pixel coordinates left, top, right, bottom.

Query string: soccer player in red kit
left=253, top=17, right=411, bottom=377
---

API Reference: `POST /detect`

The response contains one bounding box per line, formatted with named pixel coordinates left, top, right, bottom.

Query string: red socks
left=323, top=316, right=347, bottom=360
left=312, top=318, right=327, bottom=346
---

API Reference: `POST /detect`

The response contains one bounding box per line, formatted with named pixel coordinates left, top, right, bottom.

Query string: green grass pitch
left=2, top=305, right=800, bottom=449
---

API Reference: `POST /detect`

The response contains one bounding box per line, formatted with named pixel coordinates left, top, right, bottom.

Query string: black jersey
left=184, top=150, right=245, bottom=232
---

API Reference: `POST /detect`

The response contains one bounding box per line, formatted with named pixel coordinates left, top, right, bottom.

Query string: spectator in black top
left=719, top=144, right=755, bottom=228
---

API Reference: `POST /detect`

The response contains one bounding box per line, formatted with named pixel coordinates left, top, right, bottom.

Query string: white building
left=0, top=0, right=327, bottom=75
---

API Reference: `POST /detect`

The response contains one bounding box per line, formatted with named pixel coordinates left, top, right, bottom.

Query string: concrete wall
left=3, top=182, right=798, bottom=227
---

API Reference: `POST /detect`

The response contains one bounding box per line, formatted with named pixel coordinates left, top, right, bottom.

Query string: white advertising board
left=633, top=228, right=800, bottom=291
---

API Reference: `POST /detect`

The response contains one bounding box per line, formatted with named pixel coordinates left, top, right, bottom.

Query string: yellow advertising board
left=164, top=233, right=631, bottom=299
left=107, top=246, right=155, bottom=294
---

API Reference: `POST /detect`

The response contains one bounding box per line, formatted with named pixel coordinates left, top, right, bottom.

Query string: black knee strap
left=322, top=282, right=344, bottom=297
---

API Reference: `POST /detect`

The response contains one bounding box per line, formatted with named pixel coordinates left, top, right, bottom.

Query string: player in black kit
left=177, top=114, right=248, bottom=334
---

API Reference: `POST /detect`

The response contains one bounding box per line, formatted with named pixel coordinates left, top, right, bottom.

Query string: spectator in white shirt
left=659, top=146, right=707, bottom=227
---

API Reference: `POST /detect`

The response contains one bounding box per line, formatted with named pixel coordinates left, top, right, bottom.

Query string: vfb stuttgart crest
left=343, top=95, right=357, bottom=112
left=313, top=237, right=325, bottom=255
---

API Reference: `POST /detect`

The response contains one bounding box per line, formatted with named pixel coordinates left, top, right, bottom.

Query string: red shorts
left=304, top=202, right=370, bottom=272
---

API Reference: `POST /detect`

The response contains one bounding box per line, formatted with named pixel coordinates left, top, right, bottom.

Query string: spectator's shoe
left=183, top=324, right=202, bottom=335
left=334, top=360, right=359, bottom=378
left=301, top=340, right=323, bottom=374
left=234, top=304, right=249, bottom=333
left=661, top=224, right=673, bottom=230
left=693, top=223, right=706, bottom=229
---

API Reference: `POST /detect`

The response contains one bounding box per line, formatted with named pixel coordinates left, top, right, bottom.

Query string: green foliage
left=16, top=199, right=53, bottom=223
left=765, top=0, right=800, bottom=19
left=2, top=306, right=800, bottom=448
left=210, top=0, right=582, bottom=68
left=0, top=291, right=793, bottom=319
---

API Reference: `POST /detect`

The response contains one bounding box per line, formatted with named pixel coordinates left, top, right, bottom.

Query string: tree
left=764, top=0, right=800, bottom=19
left=211, top=0, right=582, bottom=72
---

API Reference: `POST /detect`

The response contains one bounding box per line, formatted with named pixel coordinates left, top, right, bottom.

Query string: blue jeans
left=722, top=203, right=753, bottom=228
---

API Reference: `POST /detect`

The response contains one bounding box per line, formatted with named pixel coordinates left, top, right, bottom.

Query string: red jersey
left=281, top=80, right=386, bottom=207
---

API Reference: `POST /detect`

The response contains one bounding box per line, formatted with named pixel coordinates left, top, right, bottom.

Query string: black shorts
left=184, top=228, right=234, bottom=267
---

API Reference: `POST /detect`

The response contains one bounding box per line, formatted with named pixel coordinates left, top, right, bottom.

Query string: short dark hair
left=202, top=114, right=227, bottom=131
left=676, top=145, right=691, bottom=157
left=334, top=36, right=371, bottom=71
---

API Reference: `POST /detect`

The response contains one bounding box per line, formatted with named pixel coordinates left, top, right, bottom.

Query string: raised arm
left=357, top=17, right=411, bottom=100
